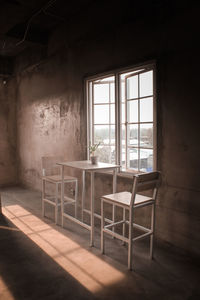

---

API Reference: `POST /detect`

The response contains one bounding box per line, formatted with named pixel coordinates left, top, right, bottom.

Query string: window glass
left=127, top=100, right=138, bottom=123
left=121, top=146, right=126, bottom=168
left=140, top=97, right=153, bottom=122
left=139, top=149, right=153, bottom=172
left=127, top=124, right=138, bottom=146
left=94, top=84, right=109, bottom=103
left=110, top=83, right=115, bottom=103
left=140, top=124, right=153, bottom=148
left=121, top=81, right=125, bottom=102
left=127, top=75, right=138, bottom=99
left=111, top=104, right=115, bottom=124
left=94, top=125, right=109, bottom=144
left=94, top=105, right=109, bottom=124
left=139, top=71, right=153, bottom=97
left=121, top=103, right=125, bottom=124
left=96, top=146, right=115, bottom=164
left=127, top=148, right=138, bottom=170
left=88, top=66, right=155, bottom=170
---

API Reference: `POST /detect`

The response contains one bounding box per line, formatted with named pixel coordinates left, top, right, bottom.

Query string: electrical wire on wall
left=16, top=0, right=60, bottom=46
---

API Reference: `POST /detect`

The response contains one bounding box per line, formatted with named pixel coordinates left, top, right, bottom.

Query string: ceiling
left=0, top=0, right=93, bottom=57
left=0, top=0, right=197, bottom=77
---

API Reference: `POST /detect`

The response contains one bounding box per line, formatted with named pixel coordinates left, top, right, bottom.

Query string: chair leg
left=122, top=208, right=126, bottom=245
left=128, top=209, right=133, bottom=270
left=150, top=203, right=155, bottom=259
left=42, top=179, right=45, bottom=217
left=101, top=199, right=105, bottom=254
left=55, top=183, right=58, bottom=225
left=61, top=182, right=64, bottom=228
left=75, top=180, right=78, bottom=219
left=112, top=204, right=116, bottom=238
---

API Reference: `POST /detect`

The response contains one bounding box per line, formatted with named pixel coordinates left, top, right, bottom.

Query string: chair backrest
left=131, top=171, right=161, bottom=204
left=41, top=156, right=64, bottom=176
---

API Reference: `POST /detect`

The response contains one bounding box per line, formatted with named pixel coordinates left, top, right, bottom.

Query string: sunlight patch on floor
left=0, top=276, right=15, bottom=300
left=2, top=205, right=124, bottom=293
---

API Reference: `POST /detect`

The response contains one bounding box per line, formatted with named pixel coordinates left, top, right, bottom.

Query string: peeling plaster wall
left=16, top=53, right=83, bottom=189
left=0, top=78, right=17, bottom=186
left=15, top=3, right=200, bottom=257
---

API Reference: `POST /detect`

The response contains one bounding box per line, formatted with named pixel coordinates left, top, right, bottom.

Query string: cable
left=15, top=0, right=58, bottom=46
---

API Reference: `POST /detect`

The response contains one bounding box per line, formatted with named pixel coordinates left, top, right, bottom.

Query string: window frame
left=85, top=61, right=157, bottom=174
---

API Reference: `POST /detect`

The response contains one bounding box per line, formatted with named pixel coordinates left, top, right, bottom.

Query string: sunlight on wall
left=2, top=205, right=124, bottom=293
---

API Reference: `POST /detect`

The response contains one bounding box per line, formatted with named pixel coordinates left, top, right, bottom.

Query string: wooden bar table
left=57, top=160, right=120, bottom=246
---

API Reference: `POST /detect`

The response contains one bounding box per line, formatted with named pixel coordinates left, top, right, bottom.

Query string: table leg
left=61, top=165, right=64, bottom=227
left=81, top=170, right=85, bottom=222
left=113, top=168, right=117, bottom=193
left=90, top=172, right=94, bottom=247
left=112, top=168, right=117, bottom=236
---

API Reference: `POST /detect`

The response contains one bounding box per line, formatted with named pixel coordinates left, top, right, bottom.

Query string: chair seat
left=102, top=191, right=153, bottom=208
left=42, top=174, right=77, bottom=183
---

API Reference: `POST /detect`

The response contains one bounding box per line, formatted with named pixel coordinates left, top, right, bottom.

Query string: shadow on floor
left=1, top=186, right=200, bottom=300
left=0, top=214, right=97, bottom=300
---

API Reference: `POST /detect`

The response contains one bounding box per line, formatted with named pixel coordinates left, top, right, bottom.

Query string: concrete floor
left=0, top=187, right=200, bottom=300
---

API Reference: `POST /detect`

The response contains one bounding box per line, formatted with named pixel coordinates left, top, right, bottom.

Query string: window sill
left=95, top=169, right=139, bottom=179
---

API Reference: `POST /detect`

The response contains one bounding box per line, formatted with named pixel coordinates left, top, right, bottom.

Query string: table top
left=57, top=160, right=120, bottom=171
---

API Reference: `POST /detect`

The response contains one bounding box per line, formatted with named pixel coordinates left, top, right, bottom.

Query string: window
left=86, top=63, right=156, bottom=173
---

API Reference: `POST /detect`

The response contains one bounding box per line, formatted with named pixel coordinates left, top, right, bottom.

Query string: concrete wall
left=16, top=52, right=83, bottom=188
left=0, top=78, right=17, bottom=186
left=14, top=3, right=200, bottom=257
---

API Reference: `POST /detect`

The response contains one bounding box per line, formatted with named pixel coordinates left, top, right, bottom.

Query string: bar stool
left=101, top=171, right=161, bottom=270
left=42, top=156, right=78, bottom=224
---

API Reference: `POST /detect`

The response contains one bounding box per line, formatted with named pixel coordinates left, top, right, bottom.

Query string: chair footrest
left=43, top=198, right=60, bottom=206
left=104, top=219, right=151, bottom=234
left=63, top=196, right=76, bottom=203
left=105, top=220, right=125, bottom=229
left=103, top=227, right=153, bottom=243
left=103, top=228, right=129, bottom=243
left=133, top=231, right=153, bottom=241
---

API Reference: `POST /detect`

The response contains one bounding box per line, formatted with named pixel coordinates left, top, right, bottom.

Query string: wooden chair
left=42, top=156, right=78, bottom=224
left=101, top=171, right=161, bottom=270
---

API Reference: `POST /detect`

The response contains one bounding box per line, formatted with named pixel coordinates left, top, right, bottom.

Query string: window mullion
left=116, top=74, right=120, bottom=166
left=92, top=83, right=95, bottom=146
left=109, top=83, right=111, bottom=163
left=125, top=77, right=128, bottom=170
left=138, top=74, right=140, bottom=171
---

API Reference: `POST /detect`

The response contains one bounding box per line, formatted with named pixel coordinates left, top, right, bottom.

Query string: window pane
left=121, top=146, right=126, bottom=168
left=121, top=81, right=125, bottom=102
left=96, top=146, right=115, bottom=164
left=121, top=124, right=126, bottom=148
left=94, top=125, right=115, bottom=145
left=94, top=83, right=109, bottom=103
left=127, top=100, right=138, bottom=123
left=139, top=71, right=153, bottom=97
left=110, top=83, right=115, bottom=103
left=140, top=149, right=153, bottom=172
left=140, top=97, right=153, bottom=122
left=127, top=75, right=138, bottom=99
left=127, top=124, right=138, bottom=146
left=94, top=105, right=109, bottom=124
left=111, top=104, right=115, bottom=124
left=121, top=103, right=125, bottom=124
left=127, top=148, right=138, bottom=170
left=140, top=124, right=153, bottom=148
left=94, top=125, right=109, bottom=144
left=110, top=125, right=115, bottom=142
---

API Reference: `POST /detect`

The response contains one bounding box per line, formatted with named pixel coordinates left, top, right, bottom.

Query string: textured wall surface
left=16, top=53, right=83, bottom=189
left=11, top=3, right=200, bottom=257
left=0, top=78, right=17, bottom=186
